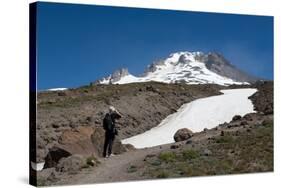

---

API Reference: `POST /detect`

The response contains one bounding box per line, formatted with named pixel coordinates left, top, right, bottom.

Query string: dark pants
left=103, top=131, right=115, bottom=157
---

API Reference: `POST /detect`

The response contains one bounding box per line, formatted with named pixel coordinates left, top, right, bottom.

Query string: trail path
left=57, top=145, right=167, bottom=185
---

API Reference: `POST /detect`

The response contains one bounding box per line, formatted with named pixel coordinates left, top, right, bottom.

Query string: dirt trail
left=56, top=145, right=167, bottom=185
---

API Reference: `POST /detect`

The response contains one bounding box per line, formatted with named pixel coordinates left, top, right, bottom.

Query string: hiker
left=102, top=106, right=122, bottom=158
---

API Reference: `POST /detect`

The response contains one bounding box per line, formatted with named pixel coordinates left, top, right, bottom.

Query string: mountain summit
left=95, top=51, right=258, bottom=86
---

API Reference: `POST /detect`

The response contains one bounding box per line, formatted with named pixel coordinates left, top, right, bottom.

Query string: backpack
left=103, top=113, right=113, bottom=131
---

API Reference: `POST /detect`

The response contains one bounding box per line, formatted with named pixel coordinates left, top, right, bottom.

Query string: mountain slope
left=95, top=51, right=258, bottom=86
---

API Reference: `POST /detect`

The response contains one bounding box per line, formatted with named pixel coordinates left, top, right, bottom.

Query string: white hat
left=109, top=106, right=121, bottom=116
left=109, top=106, right=116, bottom=113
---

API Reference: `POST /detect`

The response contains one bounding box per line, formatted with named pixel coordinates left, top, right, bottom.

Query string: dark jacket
left=103, top=112, right=121, bottom=135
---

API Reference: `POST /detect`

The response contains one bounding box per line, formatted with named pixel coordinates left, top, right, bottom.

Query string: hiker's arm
left=113, top=112, right=122, bottom=119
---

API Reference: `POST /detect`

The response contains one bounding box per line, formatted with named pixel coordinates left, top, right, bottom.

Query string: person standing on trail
left=102, top=106, right=122, bottom=158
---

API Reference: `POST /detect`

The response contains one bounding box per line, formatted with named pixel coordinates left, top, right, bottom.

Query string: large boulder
left=43, top=146, right=71, bottom=169
left=90, top=127, right=126, bottom=156
left=55, top=127, right=96, bottom=153
left=174, top=128, right=193, bottom=142
left=44, top=127, right=97, bottom=169
left=56, top=154, right=85, bottom=173
left=90, top=127, right=105, bottom=156
left=44, top=126, right=127, bottom=168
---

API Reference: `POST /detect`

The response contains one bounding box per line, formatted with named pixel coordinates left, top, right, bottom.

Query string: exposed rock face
left=95, top=68, right=130, bottom=84
left=143, top=60, right=165, bottom=76
left=110, top=68, right=130, bottom=83
left=174, top=128, right=193, bottom=142
left=204, top=52, right=258, bottom=83
left=249, top=81, right=273, bottom=114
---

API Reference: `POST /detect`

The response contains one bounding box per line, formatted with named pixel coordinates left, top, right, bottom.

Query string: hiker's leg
left=108, top=135, right=115, bottom=156
left=103, top=132, right=109, bottom=157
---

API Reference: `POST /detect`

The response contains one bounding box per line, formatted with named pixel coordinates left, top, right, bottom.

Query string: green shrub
left=156, top=170, right=169, bottom=178
left=182, top=149, right=200, bottom=160
left=159, top=152, right=176, bottom=162
left=215, top=135, right=234, bottom=144
left=86, top=155, right=100, bottom=166
left=127, top=165, right=138, bottom=173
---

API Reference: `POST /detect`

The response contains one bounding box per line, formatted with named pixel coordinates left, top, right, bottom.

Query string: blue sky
left=36, top=2, right=273, bottom=90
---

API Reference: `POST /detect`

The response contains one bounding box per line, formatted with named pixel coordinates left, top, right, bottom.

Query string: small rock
left=146, top=154, right=156, bottom=158
left=47, top=100, right=56, bottom=104
left=123, top=144, right=136, bottom=151
left=240, top=121, right=248, bottom=126
left=243, top=114, right=253, bottom=121
left=232, top=115, right=242, bottom=121
left=86, top=116, right=93, bottom=122
left=47, top=171, right=59, bottom=182
left=262, top=119, right=273, bottom=126
left=203, top=149, right=212, bottom=156
left=186, top=140, right=193, bottom=144
left=264, top=104, right=273, bottom=115
left=219, top=122, right=228, bottom=127
left=57, top=92, right=66, bottom=96
left=69, top=121, right=78, bottom=128
left=214, top=126, right=221, bottom=131
left=94, top=120, right=101, bottom=124
left=87, top=159, right=97, bottom=167
left=170, top=144, right=179, bottom=149
left=52, top=123, right=60, bottom=129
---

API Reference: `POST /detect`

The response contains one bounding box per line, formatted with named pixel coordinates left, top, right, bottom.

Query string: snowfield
left=122, top=88, right=257, bottom=148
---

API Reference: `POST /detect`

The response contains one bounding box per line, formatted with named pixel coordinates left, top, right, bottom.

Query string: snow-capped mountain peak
left=95, top=51, right=257, bottom=86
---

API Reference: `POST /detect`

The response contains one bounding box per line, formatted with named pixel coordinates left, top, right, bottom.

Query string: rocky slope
left=36, top=82, right=273, bottom=186
left=36, top=82, right=222, bottom=163
left=95, top=52, right=258, bottom=86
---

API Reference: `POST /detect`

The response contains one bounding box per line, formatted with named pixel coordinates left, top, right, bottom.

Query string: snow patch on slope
left=122, top=88, right=257, bottom=148
left=47, top=88, right=68, bottom=91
